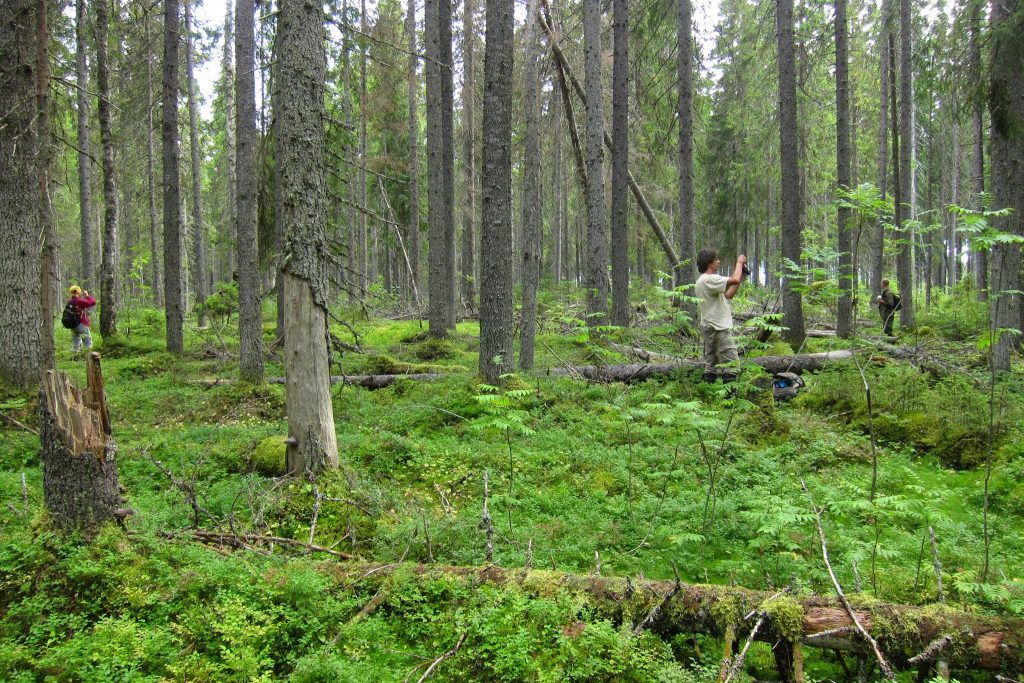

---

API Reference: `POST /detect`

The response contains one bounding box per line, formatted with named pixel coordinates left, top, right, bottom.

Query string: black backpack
left=892, top=294, right=903, bottom=311
left=61, top=301, right=82, bottom=329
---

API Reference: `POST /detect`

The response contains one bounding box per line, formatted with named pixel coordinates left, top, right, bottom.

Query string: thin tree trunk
left=76, top=0, right=95, bottom=294
left=988, top=0, right=1024, bottom=371
left=236, top=0, right=263, bottom=382
left=407, top=0, right=421, bottom=301
left=609, top=0, right=629, bottom=326
left=426, top=0, right=457, bottom=336
left=38, top=0, right=55, bottom=371
left=520, top=0, right=542, bottom=369
left=163, top=0, right=184, bottom=352
left=583, top=0, right=609, bottom=325
left=970, top=0, right=987, bottom=301
left=359, top=0, right=369, bottom=289
left=553, top=97, right=563, bottom=285
left=677, top=0, right=696, bottom=317
left=776, top=0, right=806, bottom=345
left=144, top=7, right=163, bottom=307
left=461, top=0, right=477, bottom=309
left=185, top=0, right=208, bottom=325
left=276, top=0, right=339, bottom=476
left=896, top=0, right=915, bottom=327
left=835, top=0, right=853, bottom=338
left=479, top=0, right=514, bottom=383
left=223, top=0, right=237, bottom=282
left=96, top=0, right=119, bottom=339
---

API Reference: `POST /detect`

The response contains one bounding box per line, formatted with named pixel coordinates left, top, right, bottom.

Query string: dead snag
left=40, top=353, right=128, bottom=536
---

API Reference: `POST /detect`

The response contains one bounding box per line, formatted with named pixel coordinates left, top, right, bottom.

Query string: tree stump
left=39, top=352, right=126, bottom=536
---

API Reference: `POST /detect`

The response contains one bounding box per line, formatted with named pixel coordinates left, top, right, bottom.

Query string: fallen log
left=312, top=561, right=1023, bottom=674
left=268, top=351, right=857, bottom=389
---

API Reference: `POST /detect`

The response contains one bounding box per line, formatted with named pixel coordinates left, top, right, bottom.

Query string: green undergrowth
left=1, top=301, right=1021, bottom=680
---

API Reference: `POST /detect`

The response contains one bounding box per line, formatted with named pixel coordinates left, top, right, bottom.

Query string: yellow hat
left=69, top=285, right=82, bottom=296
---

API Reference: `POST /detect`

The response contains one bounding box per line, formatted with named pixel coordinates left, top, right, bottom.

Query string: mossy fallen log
left=271, top=350, right=855, bottom=388
left=318, top=561, right=1022, bottom=674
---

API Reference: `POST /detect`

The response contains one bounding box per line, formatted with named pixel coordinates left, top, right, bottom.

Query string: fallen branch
left=802, top=479, right=895, bottom=680
left=415, top=631, right=467, bottom=683
left=907, top=634, right=953, bottom=665
left=0, top=410, right=39, bottom=435
left=172, top=529, right=352, bottom=559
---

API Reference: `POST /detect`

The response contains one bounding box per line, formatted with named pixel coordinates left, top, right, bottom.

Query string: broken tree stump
left=39, top=352, right=127, bottom=536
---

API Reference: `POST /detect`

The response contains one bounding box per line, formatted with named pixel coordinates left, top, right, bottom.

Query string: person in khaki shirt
left=694, top=248, right=747, bottom=382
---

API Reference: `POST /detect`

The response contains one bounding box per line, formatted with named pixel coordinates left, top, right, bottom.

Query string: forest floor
left=1, top=285, right=1022, bottom=682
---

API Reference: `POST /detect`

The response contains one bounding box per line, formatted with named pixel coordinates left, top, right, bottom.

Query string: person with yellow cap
left=62, top=285, right=96, bottom=355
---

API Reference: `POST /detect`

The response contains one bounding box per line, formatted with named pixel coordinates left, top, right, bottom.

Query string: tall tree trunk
left=835, top=0, right=852, bottom=338
left=426, top=0, right=457, bottom=336
left=38, top=0, right=55, bottom=371
left=969, top=0, right=987, bottom=302
left=406, top=0, right=421, bottom=302
left=96, top=0, right=120, bottom=339
left=276, top=0, right=339, bottom=476
left=359, top=0, right=369, bottom=289
left=609, top=0, right=629, bottom=327
left=988, top=0, right=1024, bottom=371
left=76, top=0, right=95, bottom=294
left=479, top=0, right=514, bottom=383
left=223, top=0, right=237, bottom=283
left=871, top=0, right=889, bottom=301
left=677, top=0, right=696, bottom=319
left=236, top=0, right=263, bottom=383
left=185, top=0, right=208, bottom=325
left=583, top=0, right=609, bottom=325
left=519, top=0, right=542, bottom=369
left=776, top=0, right=806, bottom=346
left=461, top=0, right=477, bottom=309
left=0, top=0, right=42, bottom=389
left=144, top=7, right=163, bottom=308
left=163, top=0, right=185, bottom=352
left=553, top=97, right=563, bottom=285
left=896, top=0, right=915, bottom=327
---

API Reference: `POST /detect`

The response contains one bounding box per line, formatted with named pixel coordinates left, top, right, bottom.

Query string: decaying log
left=308, top=561, right=1024, bottom=674
left=40, top=353, right=126, bottom=535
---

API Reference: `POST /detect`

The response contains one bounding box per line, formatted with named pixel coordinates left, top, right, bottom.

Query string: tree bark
left=677, top=0, right=696, bottom=319
left=142, top=8, right=164, bottom=308
left=871, top=0, right=889, bottom=301
left=583, top=0, right=609, bottom=325
left=426, top=0, right=457, bottom=337
left=37, top=0, right=55, bottom=372
left=970, top=0, right=987, bottom=301
left=163, top=0, right=185, bottom=353
left=479, top=0, right=515, bottom=383
left=0, top=0, right=42, bottom=390
left=609, top=0, right=629, bottom=327
left=223, top=0, right=237, bottom=282
left=835, top=0, right=852, bottom=339
left=76, top=0, right=95, bottom=293
left=519, top=0, right=542, bottom=370
left=96, top=0, right=120, bottom=339
left=896, top=0, right=915, bottom=327
left=407, top=0, right=421, bottom=301
left=776, top=0, right=806, bottom=346
left=40, top=354, right=124, bottom=538
left=359, top=0, right=369, bottom=289
left=988, top=0, right=1024, bottom=371
left=236, top=0, right=263, bottom=383
left=184, top=0, right=208, bottom=326
left=461, top=0, right=477, bottom=309
left=276, top=0, right=339, bottom=476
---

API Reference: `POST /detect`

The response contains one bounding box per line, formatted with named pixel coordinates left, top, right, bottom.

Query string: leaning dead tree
left=40, top=353, right=129, bottom=535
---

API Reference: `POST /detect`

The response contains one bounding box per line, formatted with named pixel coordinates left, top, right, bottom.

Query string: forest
left=0, top=0, right=1023, bottom=679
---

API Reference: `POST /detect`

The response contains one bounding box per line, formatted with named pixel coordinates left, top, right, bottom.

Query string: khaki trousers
left=700, top=325, right=739, bottom=373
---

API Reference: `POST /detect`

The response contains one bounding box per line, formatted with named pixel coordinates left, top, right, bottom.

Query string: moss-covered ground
left=1, top=287, right=1021, bottom=681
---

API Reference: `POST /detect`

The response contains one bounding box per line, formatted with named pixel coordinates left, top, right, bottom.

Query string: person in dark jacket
left=66, top=285, right=97, bottom=354
left=876, top=279, right=897, bottom=336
